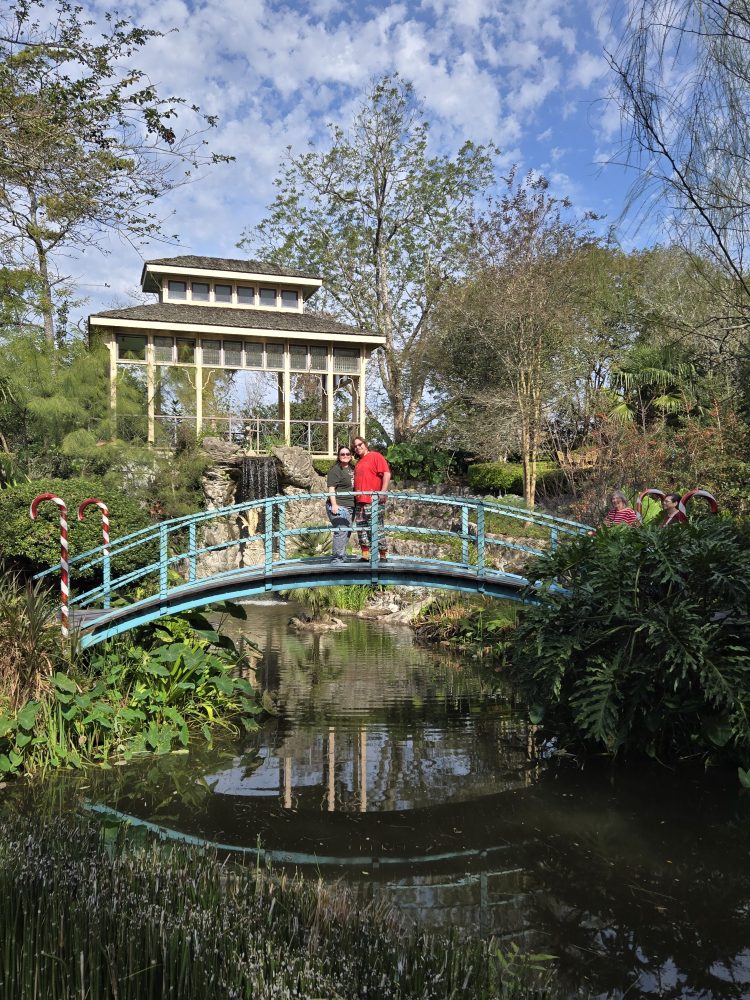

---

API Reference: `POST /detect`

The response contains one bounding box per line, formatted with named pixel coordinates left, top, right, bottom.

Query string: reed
left=0, top=813, right=557, bottom=999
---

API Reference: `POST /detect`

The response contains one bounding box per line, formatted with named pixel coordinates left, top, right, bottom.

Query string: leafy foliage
left=0, top=603, right=261, bottom=776
left=468, top=461, right=561, bottom=496
left=384, top=441, right=454, bottom=484
left=0, top=0, right=231, bottom=340
left=511, top=520, right=750, bottom=768
left=242, top=74, right=495, bottom=442
left=0, top=477, right=153, bottom=581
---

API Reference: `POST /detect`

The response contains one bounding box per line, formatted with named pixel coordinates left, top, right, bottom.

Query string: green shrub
left=0, top=477, right=153, bottom=582
left=510, top=520, right=750, bottom=771
left=384, top=441, right=454, bottom=485
left=0, top=604, right=261, bottom=776
left=467, top=461, right=560, bottom=496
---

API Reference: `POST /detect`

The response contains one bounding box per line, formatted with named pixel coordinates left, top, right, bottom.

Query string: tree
left=0, top=0, right=232, bottom=343
left=433, top=171, right=596, bottom=506
left=608, top=0, right=750, bottom=320
left=240, top=75, right=495, bottom=443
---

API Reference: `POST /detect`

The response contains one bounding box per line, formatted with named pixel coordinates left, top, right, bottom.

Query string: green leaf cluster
left=0, top=606, right=262, bottom=776
left=468, top=460, right=560, bottom=496
left=384, top=441, right=454, bottom=484
left=0, top=476, right=153, bottom=581
left=511, top=520, right=750, bottom=769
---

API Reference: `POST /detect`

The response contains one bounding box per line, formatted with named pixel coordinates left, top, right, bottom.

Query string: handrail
left=32, top=493, right=592, bottom=623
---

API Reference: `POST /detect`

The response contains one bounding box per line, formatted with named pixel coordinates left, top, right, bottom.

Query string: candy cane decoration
left=636, top=488, right=666, bottom=522
left=30, top=493, right=70, bottom=639
left=680, top=489, right=718, bottom=516
left=78, top=498, right=111, bottom=609
left=78, top=498, right=109, bottom=553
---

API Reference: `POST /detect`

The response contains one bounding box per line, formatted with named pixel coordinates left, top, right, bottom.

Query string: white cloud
left=36, top=0, right=648, bottom=320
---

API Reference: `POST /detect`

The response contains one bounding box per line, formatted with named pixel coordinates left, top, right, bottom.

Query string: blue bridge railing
left=35, top=492, right=591, bottom=645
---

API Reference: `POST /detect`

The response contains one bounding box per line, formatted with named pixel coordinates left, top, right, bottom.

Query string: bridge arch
left=33, top=492, right=590, bottom=648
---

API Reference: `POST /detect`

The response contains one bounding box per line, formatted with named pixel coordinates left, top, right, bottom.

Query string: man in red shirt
left=352, top=436, right=391, bottom=561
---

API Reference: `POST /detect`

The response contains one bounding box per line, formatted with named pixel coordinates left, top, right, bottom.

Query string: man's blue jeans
left=326, top=502, right=352, bottom=558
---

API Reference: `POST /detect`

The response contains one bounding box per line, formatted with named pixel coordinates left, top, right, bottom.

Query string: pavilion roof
left=90, top=302, right=379, bottom=339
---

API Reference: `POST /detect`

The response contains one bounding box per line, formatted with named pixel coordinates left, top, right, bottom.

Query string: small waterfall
left=238, top=456, right=279, bottom=502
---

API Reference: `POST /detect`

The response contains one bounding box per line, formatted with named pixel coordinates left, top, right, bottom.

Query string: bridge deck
left=71, top=555, right=532, bottom=646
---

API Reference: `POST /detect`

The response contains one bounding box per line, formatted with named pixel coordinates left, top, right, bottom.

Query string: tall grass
left=0, top=569, right=69, bottom=711
left=0, top=814, right=556, bottom=999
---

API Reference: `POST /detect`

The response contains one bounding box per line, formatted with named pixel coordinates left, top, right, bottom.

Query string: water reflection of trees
left=520, top=778, right=750, bottom=999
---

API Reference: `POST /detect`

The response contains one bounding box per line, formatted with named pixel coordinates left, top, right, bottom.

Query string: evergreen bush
left=0, top=478, right=153, bottom=582
left=511, top=520, right=750, bottom=772
left=467, top=460, right=559, bottom=496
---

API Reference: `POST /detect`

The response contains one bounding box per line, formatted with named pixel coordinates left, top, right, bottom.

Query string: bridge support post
left=370, top=495, right=380, bottom=572
left=264, top=499, right=274, bottom=586
left=188, top=523, right=197, bottom=583
left=159, top=524, right=169, bottom=600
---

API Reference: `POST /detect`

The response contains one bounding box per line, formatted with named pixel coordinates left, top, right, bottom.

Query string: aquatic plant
left=511, top=520, right=750, bottom=771
left=0, top=600, right=262, bottom=776
left=0, top=813, right=556, bottom=999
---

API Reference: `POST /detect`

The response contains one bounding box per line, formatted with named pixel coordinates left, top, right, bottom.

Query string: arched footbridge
left=35, top=492, right=591, bottom=648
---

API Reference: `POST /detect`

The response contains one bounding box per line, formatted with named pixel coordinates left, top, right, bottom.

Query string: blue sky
left=74, top=0, right=645, bottom=312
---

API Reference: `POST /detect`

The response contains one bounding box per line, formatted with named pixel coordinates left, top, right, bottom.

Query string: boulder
left=272, top=446, right=326, bottom=491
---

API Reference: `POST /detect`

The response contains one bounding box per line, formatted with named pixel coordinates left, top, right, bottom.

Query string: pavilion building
left=88, top=255, right=385, bottom=457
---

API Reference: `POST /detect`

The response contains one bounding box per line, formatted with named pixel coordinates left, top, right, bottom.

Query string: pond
left=5, top=600, right=750, bottom=999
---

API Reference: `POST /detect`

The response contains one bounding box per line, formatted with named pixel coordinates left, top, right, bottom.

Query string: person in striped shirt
left=604, top=491, right=638, bottom=526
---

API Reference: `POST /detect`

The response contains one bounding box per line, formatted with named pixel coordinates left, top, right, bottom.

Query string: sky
left=68, top=0, right=642, bottom=315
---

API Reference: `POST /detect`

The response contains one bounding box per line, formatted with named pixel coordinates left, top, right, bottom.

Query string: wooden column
left=326, top=345, right=334, bottom=456
left=108, top=331, right=117, bottom=431
left=358, top=350, right=367, bottom=436
left=282, top=342, right=291, bottom=445
left=195, top=337, right=203, bottom=438
left=146, top=334, right=155, bottom=444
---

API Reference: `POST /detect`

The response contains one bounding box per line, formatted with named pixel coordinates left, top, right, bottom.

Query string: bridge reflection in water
left=82, top=604, right=750, bottom=997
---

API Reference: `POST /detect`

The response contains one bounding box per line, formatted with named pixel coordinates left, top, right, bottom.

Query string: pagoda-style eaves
left=91, top=302, right=382, bottom=343
left=140, top=255, right=322, bottom=299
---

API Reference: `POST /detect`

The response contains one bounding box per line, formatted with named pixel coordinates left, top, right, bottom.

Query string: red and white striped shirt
left=605, top=507, right=638, bottom=526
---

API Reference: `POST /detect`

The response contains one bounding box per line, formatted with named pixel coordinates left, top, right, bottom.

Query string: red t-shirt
left=353, top=451, right=390, bottom=504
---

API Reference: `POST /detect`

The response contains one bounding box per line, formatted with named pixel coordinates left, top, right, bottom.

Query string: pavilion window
left=290, top=345, right=307, bottom=370
left=265, top=342, right=283, bottom=368
left=192, top=281, right=210, bottom=302
left=237, top=285, right=255, bottom=306
left=117, top=334, right=146, bottom=361
left=281, top=289, right=298, bottom=308
left=168, top=280, right=187, bottom=300
left=202, top=340, right=222, bottom=365
left=333, top=347, right=359, bottom=373
left=176, top=338, right=195, bottom=364
left=259, top=287, right=277, bottom=307
left=223, top=340, right=242, bottom=367
left=309, top=346, right=327, bottom=370
left=154, top=336, right=174, bottom=362
left=215, top=284, right=233, bottom=304
left=245, top=342, right=264, bottom=368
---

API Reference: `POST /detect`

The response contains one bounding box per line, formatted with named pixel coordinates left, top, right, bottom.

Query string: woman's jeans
left=326, top=502, right=353, bottom=558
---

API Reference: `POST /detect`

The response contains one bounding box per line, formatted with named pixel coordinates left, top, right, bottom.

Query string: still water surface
left=15, top=601, right=750, bottom=997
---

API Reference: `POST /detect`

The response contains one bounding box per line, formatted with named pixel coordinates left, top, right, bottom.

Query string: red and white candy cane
left=636, top=488, right=666, bottom=522
left=78, top=498, right=111, bottom=608
left=30, top=493, right=70, bottom=639
left=680, top=489, right=718, bottom=516
left=78, top=498, right=109, bottom=554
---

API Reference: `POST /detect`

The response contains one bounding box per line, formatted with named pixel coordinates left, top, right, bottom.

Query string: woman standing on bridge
left=326, top=445, right=355, bottom=563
